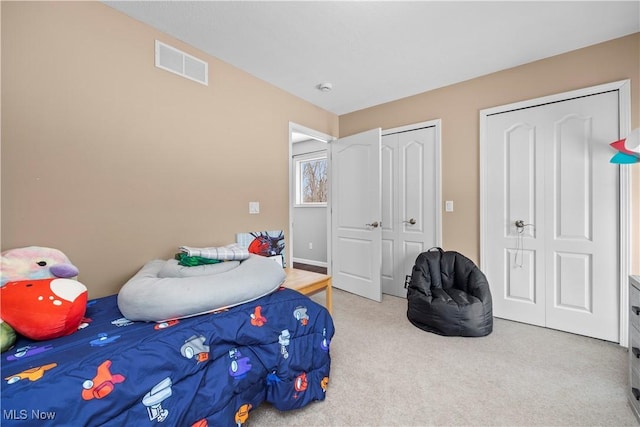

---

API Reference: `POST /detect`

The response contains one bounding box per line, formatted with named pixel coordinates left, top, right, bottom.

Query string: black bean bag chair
left=406, top=248, right=493, bottom=337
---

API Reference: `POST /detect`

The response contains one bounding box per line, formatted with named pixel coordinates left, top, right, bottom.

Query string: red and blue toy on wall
left=610, top=128, right=640, bottom=164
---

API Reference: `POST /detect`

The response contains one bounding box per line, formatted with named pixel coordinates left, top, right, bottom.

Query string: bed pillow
left=117, top=254, right=286, bottom=322
left=157, top=259, right=240, bottom=278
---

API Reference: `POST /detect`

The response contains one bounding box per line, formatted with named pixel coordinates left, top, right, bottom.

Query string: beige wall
left=340, top=33, right=640, bottom=274
left=1, top=2, right=338, bottom=298
left=2, top=2, right=638, bottom=300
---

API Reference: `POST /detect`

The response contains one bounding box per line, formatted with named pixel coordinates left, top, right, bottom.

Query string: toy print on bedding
left=1, top=288, right=334, bottom=426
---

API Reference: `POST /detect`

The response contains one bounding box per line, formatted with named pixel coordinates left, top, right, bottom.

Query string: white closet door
left=484, top=90, right=620, bottom=341
left=381, top=125, right=439, bottom=298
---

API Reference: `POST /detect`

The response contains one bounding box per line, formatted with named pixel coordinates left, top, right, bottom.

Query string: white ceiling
left=103, top=1, right=640, bottom=115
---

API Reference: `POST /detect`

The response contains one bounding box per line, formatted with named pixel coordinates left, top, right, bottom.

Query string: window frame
left=294, top=152, right=328, bottom=207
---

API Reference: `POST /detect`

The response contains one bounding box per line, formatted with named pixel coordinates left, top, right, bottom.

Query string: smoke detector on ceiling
left=317, top=82, right=333, bottom=92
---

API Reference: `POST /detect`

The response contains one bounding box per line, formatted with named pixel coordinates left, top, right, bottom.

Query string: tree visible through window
left=297, top=155, right=327, bottom=205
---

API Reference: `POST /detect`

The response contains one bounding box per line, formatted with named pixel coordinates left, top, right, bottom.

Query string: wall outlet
left=249, top=201, right=260, bottom=214
left=308, top=242, right=313, bottom=249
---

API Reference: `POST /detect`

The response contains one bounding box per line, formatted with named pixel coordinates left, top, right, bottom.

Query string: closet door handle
left=365, top=221, right=379, bottom=228
left=633, top=347, right=640, bottom=359
left=403, top=218, right=416, bottom=225
left=633, top=306, right=640, bottom=315
left=633, top=388, right=640, bottom=401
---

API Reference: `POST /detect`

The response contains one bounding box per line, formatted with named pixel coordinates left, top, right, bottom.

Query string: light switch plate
left=249, top=201, right=260, bottom=214
left=445, top=200, right=454, bottom=212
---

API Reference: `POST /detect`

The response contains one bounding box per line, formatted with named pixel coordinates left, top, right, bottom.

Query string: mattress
left=1, top=288, right=334, bottom=426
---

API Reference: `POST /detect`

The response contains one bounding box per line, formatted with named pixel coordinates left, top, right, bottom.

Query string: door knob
left=515, top=220, right=534, bottom=230
left=365, top=221, right=379, bottom=228
left=403, top=218, right=416, bottom=225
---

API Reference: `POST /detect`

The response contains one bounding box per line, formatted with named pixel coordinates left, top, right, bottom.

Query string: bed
left=1, top=287, right=334, bottom=426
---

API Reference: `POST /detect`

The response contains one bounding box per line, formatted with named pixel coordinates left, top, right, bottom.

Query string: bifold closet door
left=484, top=90, right=620, bottom=341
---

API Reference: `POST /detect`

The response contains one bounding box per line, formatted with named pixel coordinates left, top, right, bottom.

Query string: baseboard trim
left=292, top=257, right=327, bottom=268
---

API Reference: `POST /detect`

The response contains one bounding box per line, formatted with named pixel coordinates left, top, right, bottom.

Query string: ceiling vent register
left=155, top=40, right=208, bottom=86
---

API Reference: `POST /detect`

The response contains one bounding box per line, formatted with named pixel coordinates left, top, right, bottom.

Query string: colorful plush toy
left=1, top=246, right=80, bottom=287
left=0, top=246, right=88, bottom=348
left=0, top=319, right=16, bottom=353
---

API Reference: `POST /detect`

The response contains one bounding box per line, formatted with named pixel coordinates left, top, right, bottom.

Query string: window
left=295, top=153, right=327, bottom=206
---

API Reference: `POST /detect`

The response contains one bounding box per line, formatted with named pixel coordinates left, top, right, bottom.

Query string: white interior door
left=482, top=89, right=621, bottom=342
left=330, top=128, right=382, bottom=302
left=381, top=124, right=440, bottom=298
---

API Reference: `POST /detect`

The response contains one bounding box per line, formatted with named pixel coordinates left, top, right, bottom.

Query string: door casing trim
left=288, top=122, right=334, bottom=271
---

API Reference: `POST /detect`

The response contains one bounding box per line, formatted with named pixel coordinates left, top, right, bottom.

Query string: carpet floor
left=247, top=288, right=637, bottom=426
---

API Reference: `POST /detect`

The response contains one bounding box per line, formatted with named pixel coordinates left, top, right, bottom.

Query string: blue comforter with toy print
left=1, top=288, right=334, bottom=426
